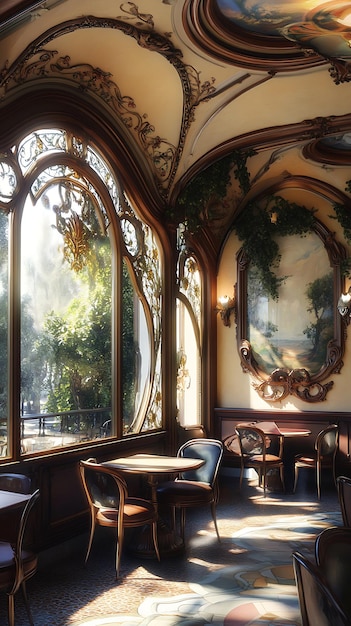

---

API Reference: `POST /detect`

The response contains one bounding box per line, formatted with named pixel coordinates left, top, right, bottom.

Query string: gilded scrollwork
left=240, top=340, right=334, bottom=402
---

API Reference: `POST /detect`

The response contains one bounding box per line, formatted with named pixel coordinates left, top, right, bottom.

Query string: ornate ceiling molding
left=303, top=134, right=351, bottom=165
left=0, top=12, right=215, bottom=199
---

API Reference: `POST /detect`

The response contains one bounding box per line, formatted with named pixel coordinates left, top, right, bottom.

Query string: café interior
left=2, top=0, right=351, bottom=624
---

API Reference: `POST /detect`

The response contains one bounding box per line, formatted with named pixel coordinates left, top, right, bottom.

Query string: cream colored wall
left=216, top=196, right=351, bottom=414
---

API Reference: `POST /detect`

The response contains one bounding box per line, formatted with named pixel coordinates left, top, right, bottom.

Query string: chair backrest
left=178, top=438, right=223, bottom=486
left=292, top=551, right=350, bottom=626
left=11, top=489, right=40, bottom=595
left=315, top=526, right=351, bottom=621
left=316, top=425, right=338, bottom=456
left=0, top=473, right=31, bottom=494
left=235, top=426, right=267, bottom=458
left=79, top=459, right=127, bottom=511
left=337, top=476, right=351, bottom=527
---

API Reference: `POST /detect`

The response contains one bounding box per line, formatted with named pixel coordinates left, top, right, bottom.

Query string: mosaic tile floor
left=0, top=472, right=342, bottom=626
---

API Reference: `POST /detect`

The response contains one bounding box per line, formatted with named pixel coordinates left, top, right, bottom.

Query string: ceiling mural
left=215, top=0, right=318, bottom=36
left=185, top=0, right=351, bottom=81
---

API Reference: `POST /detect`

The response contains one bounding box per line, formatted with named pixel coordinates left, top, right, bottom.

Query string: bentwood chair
left=0, top=489, right=40, bottom=626
left=294, top=424, right=338, bottom=499
left=315, top=526, right=351, bottom=621
left=79, top=459, right=160, bottom=578
left=293, top=551, right=351, bottom=626
left=337, top=476, right=351, bottom=527
left=156, top=438, right=223, bottom=543
left=0, top=474, right=33, bottom=546
left=235, top=425, right=284, bottom=496
left=0, top=473, right=32, bottom=495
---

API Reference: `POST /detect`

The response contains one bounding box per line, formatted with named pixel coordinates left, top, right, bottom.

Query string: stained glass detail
left=0, top=160, right=17, bottom=202
left=18, top=130, right=67, bottom=173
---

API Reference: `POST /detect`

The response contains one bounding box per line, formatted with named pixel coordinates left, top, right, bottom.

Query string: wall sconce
left=338, top=287, right=351, bottom=323
left=216, top=293, right=236, bottom=327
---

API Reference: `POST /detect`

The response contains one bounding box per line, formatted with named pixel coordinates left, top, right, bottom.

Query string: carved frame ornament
left=235, top=219, right=347, bottom=403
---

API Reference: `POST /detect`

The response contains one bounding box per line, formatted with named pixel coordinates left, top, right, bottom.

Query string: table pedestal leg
left=128, top=475, right=185, bottom=558
left=129, top=519, right=185, bottom=558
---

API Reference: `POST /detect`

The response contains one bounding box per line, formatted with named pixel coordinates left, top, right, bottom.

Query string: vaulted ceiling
left=1, top=1, right=351, bottom=241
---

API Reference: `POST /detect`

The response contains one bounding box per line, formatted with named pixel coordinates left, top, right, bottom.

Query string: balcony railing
left=18, top=407, right=112, bottom=453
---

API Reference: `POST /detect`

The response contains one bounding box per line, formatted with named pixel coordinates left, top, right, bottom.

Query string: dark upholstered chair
left=315, top=526, right=351, bottom=621
left=337, top=476, right=351, bottom=527
left=235, top=425, right=284, bottom=496
left=0, top=473, right=32, bottom=495
left=0, top=489, right=39, bottom=626
left=156, top=438, right=223, bottom=543
left=293, top=551, right=351, bottom=626
left=294, top=424, right=338, bottom=499
left=79, top=459, right=160, bottom=578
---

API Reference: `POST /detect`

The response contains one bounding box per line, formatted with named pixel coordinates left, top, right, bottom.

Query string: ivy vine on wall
left=171, top=151, right=351, bottom=299
left=235, top=197, right=316, bottom=300
left=330, top=179, right=351, bottom=277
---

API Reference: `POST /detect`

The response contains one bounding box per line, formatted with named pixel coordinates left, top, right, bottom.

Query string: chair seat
left=295, top=454, right=333, bottom=467
left=0, top=543, right=38, bottom=588
left=97, top=498, right=156, bottom=527
left=246, top=454, right=283, bottom=465
left=157, top=480, right=213, bottom=506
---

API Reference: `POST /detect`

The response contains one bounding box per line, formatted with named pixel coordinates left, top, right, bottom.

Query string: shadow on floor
left=0, top=471, right=341, bottom=625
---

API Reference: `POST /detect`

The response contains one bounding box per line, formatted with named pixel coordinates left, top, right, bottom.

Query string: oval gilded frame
left=236, top=219, right=347, bottom=403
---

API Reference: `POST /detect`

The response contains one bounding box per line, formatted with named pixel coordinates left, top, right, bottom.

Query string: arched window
left=176, top=247, right=202, bottom=427
left=0, top=128, right=163, bottom=457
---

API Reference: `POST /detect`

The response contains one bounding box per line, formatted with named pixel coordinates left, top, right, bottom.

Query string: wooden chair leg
left=115, top=529, right=124, bottom=579
left=116, top=514, right=125, bottom=578
left=21, top=581, right=34, bottom=626
left=7, top=593, right=15, bottom=626
left=293, top=466, right=299, bottom=493
left=316, top=460, right=321, bottom=500
left=85, top=516, right=96, bottom=564
left=239, top=463, right=244, bottom=490
left=151, top=521, right=160, bottom=561
left=211, top=502, right=221, bottom=542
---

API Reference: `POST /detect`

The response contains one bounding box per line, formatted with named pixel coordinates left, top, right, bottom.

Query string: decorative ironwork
left=0, top=159, right=17, bottom=203
left=0, top=13, right=216, bottom=197
left=117, top=3, right=155, bottom=29
left=71, top=135, right=86, bottom=160
left=178, top=253, right=201, bottom=323
left=17, top=130, right=67, bottom=173
left=176, top=348, right=191, bottom=392
left=86, top=146, right=119, bottom=208
left=120, top=196, right=163, bottom=429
